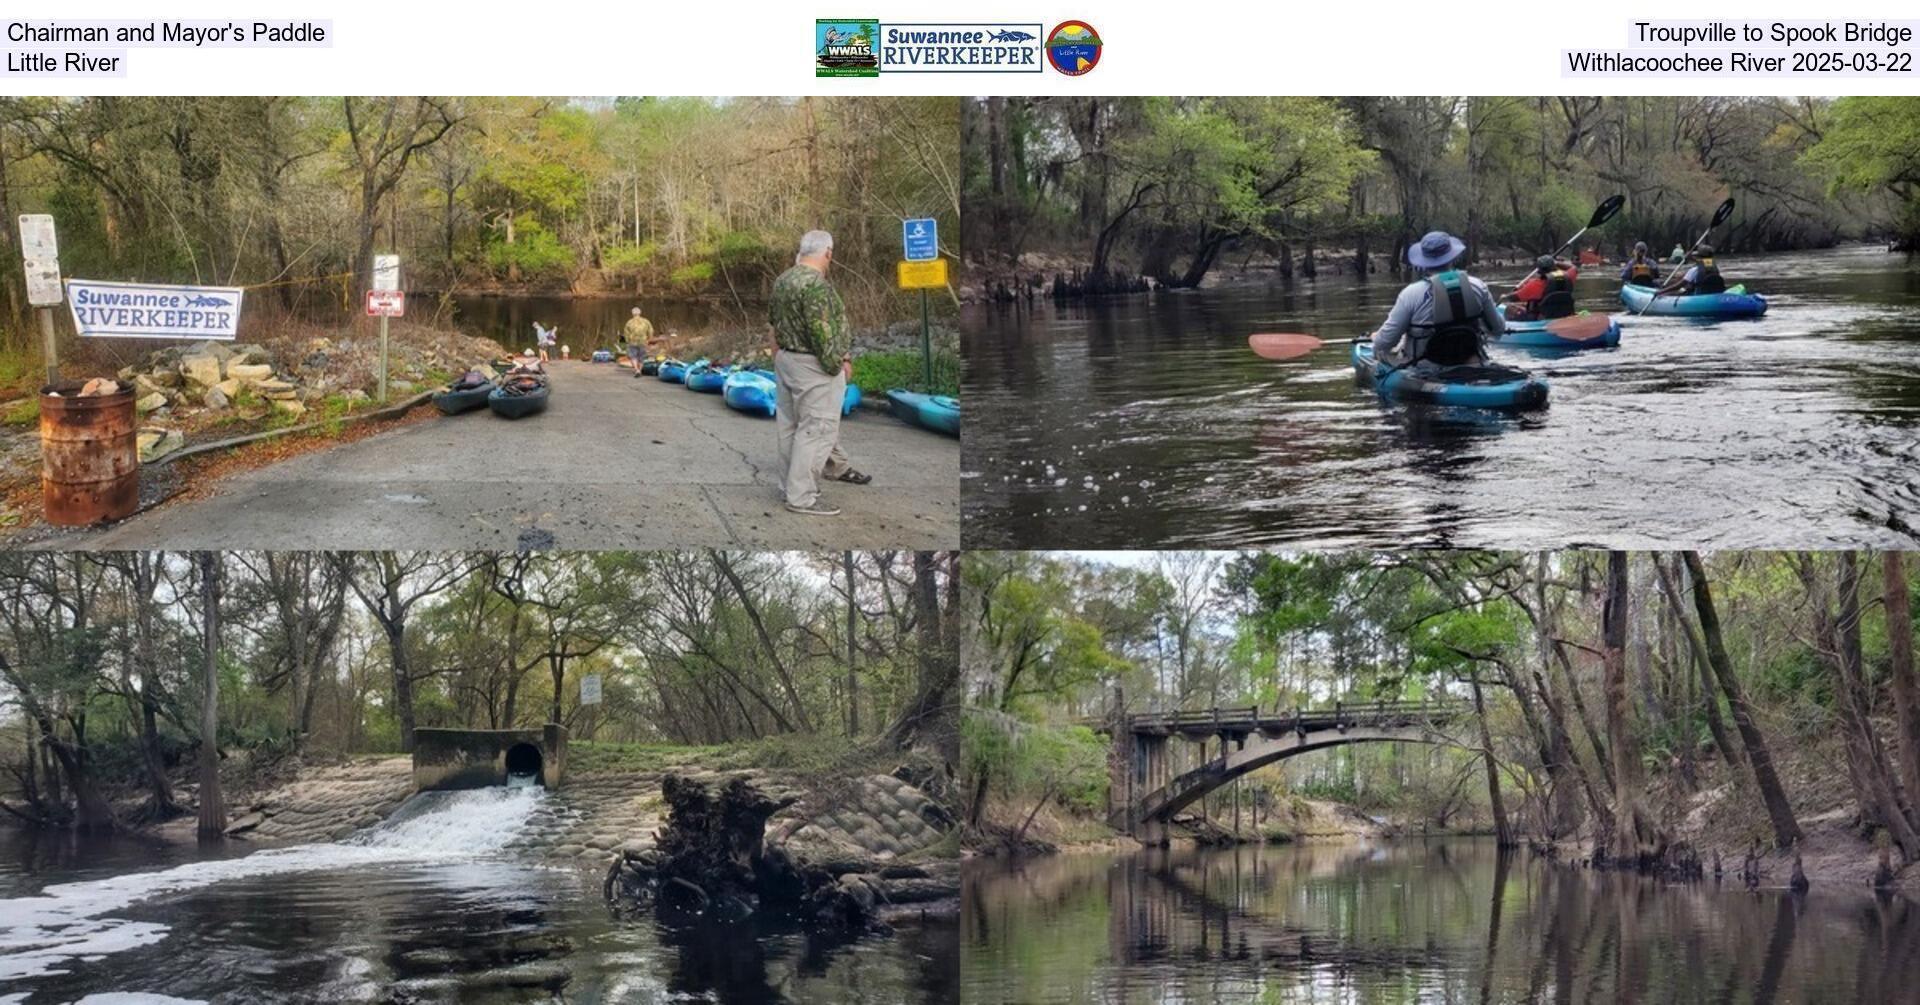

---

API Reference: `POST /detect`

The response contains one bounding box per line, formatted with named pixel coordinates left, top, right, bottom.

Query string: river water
left=442, top=294, right=732, bottom=354
left=0, top=788, right=955, bottom=1004
left=961, top=840, right=1918, bottom=1005
left=962, top=245, right=1920, bottom=549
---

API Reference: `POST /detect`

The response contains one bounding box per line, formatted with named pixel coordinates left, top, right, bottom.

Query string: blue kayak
left=886, top=389, right=960, bottom=436
left=723, top=370, right=864, bottom=418
left=590, top=349, right=614, bottom=363
left=658, top=358, right=688, bottom=383
left=685, top=362, right=730, bottom=393
left=1350, top=341, right=1548, bottom=411
left=723, top=369, right=778, bottom=417
left=1494, top=308, right=1622, bottom=349
left=1619, top=283, right=1767, bottom=317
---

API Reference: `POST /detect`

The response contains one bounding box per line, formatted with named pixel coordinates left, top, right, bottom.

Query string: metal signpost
left=19, top=215, right=62, bottom=386
left=899, top=218, right=940, bottom=387
left=370, top=254, right=401, bottom=402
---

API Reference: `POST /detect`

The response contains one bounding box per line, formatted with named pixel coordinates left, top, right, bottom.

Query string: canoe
left=1619, top=283, right=1767, bottom=317
left=658, top=359, right=688, bottom=383
left=488, top=378, right=550, bottom=419
left=1349, top=341, right=1548, bottom=411
left=432, top=382, right=494, bottom=415
left=723, top=369, right=777, bottom=417
left=886, top=389, right=961, bottom=436
left=685, top=362, right=730, bottom=393
left=1494, top=309, right=1622, bottom=349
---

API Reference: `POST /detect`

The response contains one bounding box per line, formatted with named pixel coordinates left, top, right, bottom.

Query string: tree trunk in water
left=1886, top=552, right=1920, bottom=813
left=196, top=553, right=227, bottom=837
left=1471, top=676, right=1513, bottom=847
left=1682, top=551, right=1802, bottom=848
left=1819, top=553, right=1920, bottom=858
left=1602, top=552, right=1659, bottom=865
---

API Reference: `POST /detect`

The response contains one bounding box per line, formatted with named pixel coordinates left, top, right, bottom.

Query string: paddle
left=1501, top=194, right=1626, bottom=301
left=1638, top=197, right=1736, bottom=315
left=1248, top=332, right=1325, bottom=361
left=1514, top=313, right=1616, bottom=345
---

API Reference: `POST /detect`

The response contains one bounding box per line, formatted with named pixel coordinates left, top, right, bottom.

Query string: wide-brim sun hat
left=1407, top=231, right=1467, bottom=269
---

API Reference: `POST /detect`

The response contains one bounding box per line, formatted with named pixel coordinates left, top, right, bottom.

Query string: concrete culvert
left=505, top=742, right=544, bottom=785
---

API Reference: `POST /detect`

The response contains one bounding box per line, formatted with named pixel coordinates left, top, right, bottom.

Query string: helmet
left=631, top=307, right=642, bottom=315
left=1535, top=255, right=1556, bottom=272
left=1693, top=244, right=1714, bottom=258
left=1633, top=241, right=1648, bottom=254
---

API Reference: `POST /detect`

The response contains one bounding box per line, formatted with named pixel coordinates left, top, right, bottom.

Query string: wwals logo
left=816, top=19, right=880, bottom=77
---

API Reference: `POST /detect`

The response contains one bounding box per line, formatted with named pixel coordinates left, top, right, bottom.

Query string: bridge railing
left=1117, top=697, right=1469, bottom=735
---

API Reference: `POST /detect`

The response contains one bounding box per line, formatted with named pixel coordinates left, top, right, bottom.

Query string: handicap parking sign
left=903, top=218, right=938, bottom=262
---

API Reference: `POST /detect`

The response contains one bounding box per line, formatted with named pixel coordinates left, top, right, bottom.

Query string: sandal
left=833, top=469, right=873, bottom=485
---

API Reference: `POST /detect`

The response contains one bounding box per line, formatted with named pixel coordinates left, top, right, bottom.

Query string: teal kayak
left=1619, top=283, right=1767, bottom=317
left=886, top=389, right=960, bottom=436
left=1350, top=341, right=1548, bottom=411
left=685, top=362, right=729, bottom=393
left=1494, top=308, right=1622, bottom=349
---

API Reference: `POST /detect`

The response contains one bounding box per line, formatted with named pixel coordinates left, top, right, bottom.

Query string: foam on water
left=0, top=786, right=546, bottom=982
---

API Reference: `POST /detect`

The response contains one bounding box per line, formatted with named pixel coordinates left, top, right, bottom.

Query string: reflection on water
left=962, top=245, right=1920, bottom=549
left=0, top=795, right=955, bottom=1004
left=961, top=841, right=1919, bottom=1005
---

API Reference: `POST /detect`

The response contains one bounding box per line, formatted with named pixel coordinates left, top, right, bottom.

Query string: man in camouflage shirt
left=770, top=229, right=868, bottom=515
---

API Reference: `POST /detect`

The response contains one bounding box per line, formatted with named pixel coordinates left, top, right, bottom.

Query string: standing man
left=769, top=229, right=870, bottom=517
left=624, top=306, right=655, bottom=377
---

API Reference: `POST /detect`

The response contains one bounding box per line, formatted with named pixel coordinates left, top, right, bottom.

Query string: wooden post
left=37, top=306, right=58, bottom=386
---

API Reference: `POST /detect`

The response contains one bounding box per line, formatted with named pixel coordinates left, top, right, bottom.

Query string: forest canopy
left=964, top=550, right=1920, bottom=873
left=0, top=550, right=960, bottom=832
left=0, top=96, right=960, bottom=344
left=962, top=96, right=1920, bottom=293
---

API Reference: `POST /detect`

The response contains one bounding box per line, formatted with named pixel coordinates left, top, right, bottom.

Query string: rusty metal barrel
left=39, top=380, right=139, bottom=526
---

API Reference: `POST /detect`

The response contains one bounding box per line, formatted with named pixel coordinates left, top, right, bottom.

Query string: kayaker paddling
left=1620, top=242, right=1659, bottom=287
left=1507, top=254, right=1579, bottom=321
left=1370, top=230, right=1506, bottom=370
left=1656, top=244, right=1729, bottom=296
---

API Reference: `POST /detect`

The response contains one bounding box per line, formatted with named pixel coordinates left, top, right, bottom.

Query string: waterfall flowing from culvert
left=0, top=786, right=547, bottom=982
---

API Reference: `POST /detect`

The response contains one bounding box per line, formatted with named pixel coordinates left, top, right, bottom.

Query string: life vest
left=1690, top=258, right=1727, bottom=294
left=1537, top=268, right=1577, bottom=319
left=1408, top=271, right=1485, bottom=366
left=1625, top=258, right=1657, bottom=286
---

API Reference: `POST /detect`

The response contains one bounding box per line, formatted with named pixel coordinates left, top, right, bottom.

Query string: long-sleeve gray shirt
left=1371, top=273, right=1505, bottom=359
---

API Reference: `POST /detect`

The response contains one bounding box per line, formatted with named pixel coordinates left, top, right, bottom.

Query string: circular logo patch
left=1045, top=20, right=1102, bottom=75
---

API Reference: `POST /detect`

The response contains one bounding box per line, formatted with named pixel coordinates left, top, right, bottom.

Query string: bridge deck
left=1102, top=700, right=1469, bottom=740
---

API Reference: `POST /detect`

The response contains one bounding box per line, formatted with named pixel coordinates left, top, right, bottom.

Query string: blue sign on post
left=902, top=218, right=938, bottom=262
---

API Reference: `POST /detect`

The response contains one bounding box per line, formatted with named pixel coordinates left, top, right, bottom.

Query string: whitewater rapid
left=0, top=786, right=547, bottom=982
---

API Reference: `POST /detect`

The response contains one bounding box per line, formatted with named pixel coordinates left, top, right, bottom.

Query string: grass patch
left=2, top=397, right=39, bottom=428
left=851, top=349, right=959, bottom=397
left=710, top=732, right=870, bottom=774
left=569, top=740, right=722, bottom=776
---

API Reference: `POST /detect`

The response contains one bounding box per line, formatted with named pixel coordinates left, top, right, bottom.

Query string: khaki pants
left=774, top=350, right=852, bottom=507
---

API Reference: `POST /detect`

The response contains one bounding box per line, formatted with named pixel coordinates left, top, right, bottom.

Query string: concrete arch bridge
left=1097, top=699, right=1472, bottom=843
